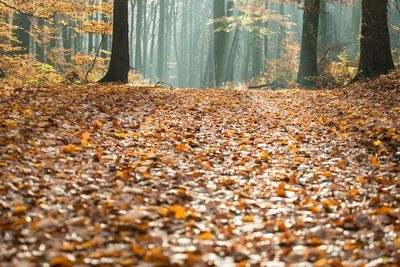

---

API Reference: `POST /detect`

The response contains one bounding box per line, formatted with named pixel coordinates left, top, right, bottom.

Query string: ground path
left=0, top=79, right=399, bottom=266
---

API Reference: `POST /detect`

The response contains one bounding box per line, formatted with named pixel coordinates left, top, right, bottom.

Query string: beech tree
left=297, top=0, right=321, bottom=87
left=351, top=0, right=395, bottom=81
left=99, top=0, right=130, bottom=83
left=213, top=0, right=227, bottom=87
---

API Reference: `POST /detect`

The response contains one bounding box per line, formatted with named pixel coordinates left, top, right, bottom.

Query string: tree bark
left=99, top=0, right=130, bottom=83
left=297, top=0, right=321, bottom=87
left=352, top=0, right=394, bottom=81
left=135, top=0, right=143, bottom=71
left=13, top=13, right=31, bottom=54
left=213, top=0, right=227, bottom=87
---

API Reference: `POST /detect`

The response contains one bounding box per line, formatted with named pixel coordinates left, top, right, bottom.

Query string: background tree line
left=0, top=0, right=399, bottom=87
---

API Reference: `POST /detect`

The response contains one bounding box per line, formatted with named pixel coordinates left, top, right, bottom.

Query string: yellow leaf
left=12, top=204, right=27, bottom=214
left=242, top=215, right=254, bottom=223
left=4, top=119, right=16, bottom=128
left=115, top=132, right=127, bottom=139
left=0, top=162, right=8, bottom=167
left=260, top=152, right=270, bottom=160
left=94, top=120, right=103, bottom=127
left=62, top=144, right=82, bottom=154
left=49, top=256, right=74, bottom=267
left=393, top=107, right=400, bottom=111
left=199, top=232, right=213, bottom=240
left=373, top=140, right=382, bottom=147
left=169, top=205, right=188, bottom=219
left=81, top=132, right=90, bottom=146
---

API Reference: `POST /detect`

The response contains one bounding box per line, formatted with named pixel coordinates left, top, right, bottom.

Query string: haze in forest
left=1, top=0, right=399, bottom=88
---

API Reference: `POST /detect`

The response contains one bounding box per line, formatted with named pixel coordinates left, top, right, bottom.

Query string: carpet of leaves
left=0, top=73, right=399, bottom=267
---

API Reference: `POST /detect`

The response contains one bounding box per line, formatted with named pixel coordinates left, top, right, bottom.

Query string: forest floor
left=0, top=72, right=399, bottom=267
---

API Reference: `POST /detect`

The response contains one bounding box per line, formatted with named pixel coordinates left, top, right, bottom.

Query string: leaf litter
left=0, top=72, right=399, bottom=266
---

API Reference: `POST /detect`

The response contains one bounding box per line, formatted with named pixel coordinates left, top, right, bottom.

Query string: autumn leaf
left=370, top=157, right=380, bottom=167
left=169, top=205, right=189, bottom=219
left=49, top=256, right=74, bottom=267
left=62, top=144, right=82, bottom=154
left=199, top=232, right=214, bottom=240
left=81, top=131, right=90, bottom=146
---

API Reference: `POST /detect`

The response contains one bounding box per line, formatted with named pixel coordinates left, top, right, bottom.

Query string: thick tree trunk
left=99, top=0, right=130, bottom=83
left=352, top=0, right=394, bottom=81
left=297, top=0, right=321, bottom=87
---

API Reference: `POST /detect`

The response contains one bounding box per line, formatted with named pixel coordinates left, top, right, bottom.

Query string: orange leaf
left=370, top=157, right=380, bottom=167
left=199, top=232, right=213, bottom=240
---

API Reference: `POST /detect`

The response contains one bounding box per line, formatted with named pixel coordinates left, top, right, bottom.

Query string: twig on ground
left=154, top=81, right=174, bottom=88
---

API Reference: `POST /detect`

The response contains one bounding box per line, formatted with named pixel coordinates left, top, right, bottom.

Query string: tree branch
left=0, top=0, right=56, bottom=22
left=85, top=34, right=105, bottom=83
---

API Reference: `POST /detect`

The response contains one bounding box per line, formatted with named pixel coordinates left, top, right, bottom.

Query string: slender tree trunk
left=213, top=0, right=227, bottom=87
left=62, top=26, right=72, bottom=63
left=319, top=0, right=328, bottom=49
left=352, top=0, right=394, bottom=81
left=157, top=0, right=166, bottom=81
left=13, top=13, right=30, bottom=54
left=142, top=0, right=148, bottom=76
left=99, top=0, right=130, bottom=83
left=135, top=0, right=143, bottom=71
left=276, top=3, right=284, bottom=58
left=264, top=0, right=269, bottom=68
left=297, top=0, right=321, bottom=87
left=35, top=19, right=45, bottom=62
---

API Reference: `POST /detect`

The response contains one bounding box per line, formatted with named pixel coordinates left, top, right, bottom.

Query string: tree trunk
left=352, top=0, right=394, bottom=81
left=99, top=0, right=130, bottom=83
left=157, top=0, right=167, bottom=81
left=319, top=0, right=328, bottom=49
left=135, top=0, right=143, bottom=71
left=264, top=0, right=269, bottom=67
left=35, top=19, right=46, bottom=62
left=213, top=0, right=226, bottom=87
left=297, top=0, right=321, bottom=87
left=276, top=3, right=284, bottom=58
left=13, top=13, right=31, bottom=54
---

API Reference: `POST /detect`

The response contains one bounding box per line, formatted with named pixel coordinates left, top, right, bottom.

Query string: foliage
left=211, top=0, right=293, bottom=36
left=0, top=72, right=399, bottom=265
left=0, top=0, right=112, bottom=85
left=0, top=56, right=62, bottom=86
left=259, top=36, right=300, bottom=88
left=314, top=52, right=357, bottom=88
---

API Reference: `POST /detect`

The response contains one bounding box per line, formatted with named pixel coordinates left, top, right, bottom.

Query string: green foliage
left=28, top=62, right=62, bottom=85
left=0, top=56, right=62, bottom=86
left=314, top=52, right=357, bottom=88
